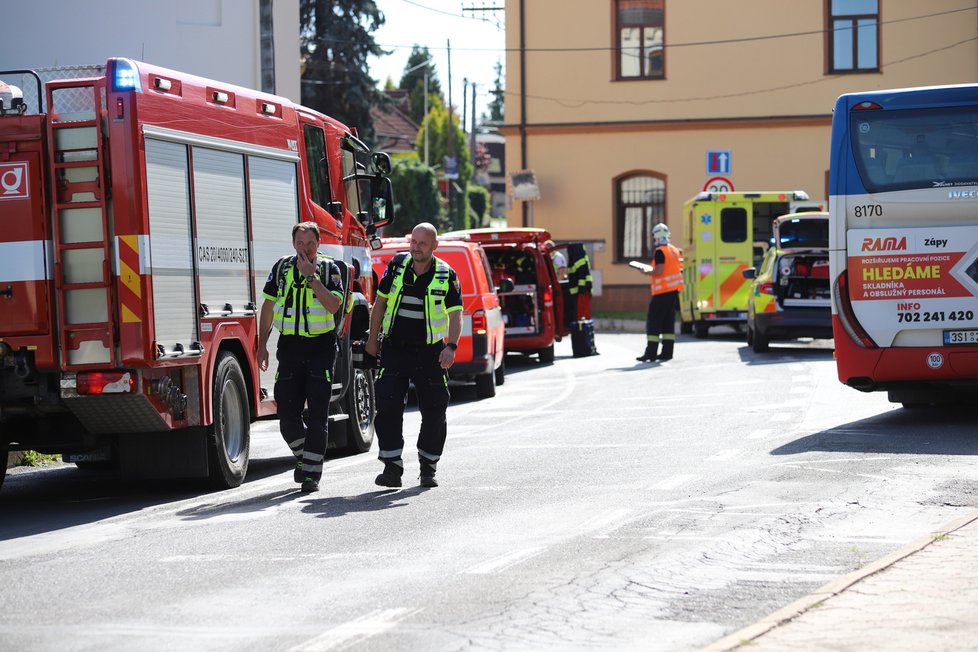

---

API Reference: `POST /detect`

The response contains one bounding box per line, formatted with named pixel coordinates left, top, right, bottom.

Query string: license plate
left=943, top=329, right=978, bottom=345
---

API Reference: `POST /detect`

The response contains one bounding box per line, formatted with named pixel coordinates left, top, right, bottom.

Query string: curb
left=702, top=508, right=978, bottom=651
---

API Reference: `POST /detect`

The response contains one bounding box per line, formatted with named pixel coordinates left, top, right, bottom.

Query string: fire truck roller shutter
left=145, top=138, right=198, bottom=355
left=193, top=148, right=250, bottom=316
left=249, top=155, right=300, bottom=395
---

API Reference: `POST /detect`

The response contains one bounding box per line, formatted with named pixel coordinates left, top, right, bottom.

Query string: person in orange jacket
left=636, top=223, right=684, bottom=362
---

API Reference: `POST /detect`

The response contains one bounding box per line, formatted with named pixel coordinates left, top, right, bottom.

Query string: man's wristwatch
left=305, top=275, right=316, bottom=284
left=444, top=342, right=458, bottom=351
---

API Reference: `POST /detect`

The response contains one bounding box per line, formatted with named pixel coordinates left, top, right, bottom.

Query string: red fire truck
left=0, top=58, right=394, bottom=491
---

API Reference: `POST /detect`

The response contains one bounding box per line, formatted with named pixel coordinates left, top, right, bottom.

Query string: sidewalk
left=704, top=509, right=978, bottom=651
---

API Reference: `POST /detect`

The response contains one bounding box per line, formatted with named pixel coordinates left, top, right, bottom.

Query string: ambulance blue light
left=111, top=59, right=142, bottom=92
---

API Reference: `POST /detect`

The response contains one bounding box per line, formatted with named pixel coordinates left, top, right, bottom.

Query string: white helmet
left=0, top=82, right=25, bottom=115
left=652, top=223, right=671, bottom=241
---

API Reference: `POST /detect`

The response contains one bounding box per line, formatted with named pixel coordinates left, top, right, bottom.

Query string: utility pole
left=446, top=39, right=455, bottom=228
left=469, top=82, right=477, bottom=167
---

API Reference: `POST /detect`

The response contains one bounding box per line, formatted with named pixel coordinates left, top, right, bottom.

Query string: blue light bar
left=110, top=58, right=142, bottom=93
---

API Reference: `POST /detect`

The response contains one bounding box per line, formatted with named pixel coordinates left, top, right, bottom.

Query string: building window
left=616, top=0, right=664, bottom=80
left=828, top=0, right=879, bottom=73
left=617, top=173, right=666, bottom=261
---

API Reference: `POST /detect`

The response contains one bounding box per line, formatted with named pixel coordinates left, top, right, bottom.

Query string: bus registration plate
left=943, top=330, right=978, bottom=345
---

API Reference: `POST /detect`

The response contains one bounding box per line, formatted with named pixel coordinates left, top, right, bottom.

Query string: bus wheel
left=693, top=321, right=709, bottom=339
left=207, top=352, right=250, bottom=488
left=343, top=368, right=375, bottom=454
left=538, top=344, right=555, bottom=364
left=0, top=442, right=7, bottom=493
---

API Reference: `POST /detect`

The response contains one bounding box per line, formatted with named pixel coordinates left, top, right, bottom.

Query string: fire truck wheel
left=538, top=344, right=555, bottom=364
left=342, top=368, right=375, bottom=454
left=208, top=352, right=251, bottom=488
left=494, top=359, right=506, bottom=386
left=475, top=369, right=496, bottom=399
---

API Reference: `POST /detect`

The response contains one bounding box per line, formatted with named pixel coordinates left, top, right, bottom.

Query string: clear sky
left=367, top=0, right=506, bottom=123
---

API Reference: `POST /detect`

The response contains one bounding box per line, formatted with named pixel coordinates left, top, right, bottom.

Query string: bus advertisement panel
left=829, top=84, right=978, bottom=406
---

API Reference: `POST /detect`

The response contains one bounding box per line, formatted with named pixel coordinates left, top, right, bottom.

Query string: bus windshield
left=850, top=105, right=978, bottom=193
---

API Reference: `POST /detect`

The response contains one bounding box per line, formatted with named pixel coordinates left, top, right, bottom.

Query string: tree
left=416, top=102, right=473, bottom=230
left=399, top=46, right=443, bottom=125
left=484, top=60, right=504, bottom=124
left=466, top=185, right=490, bottom=228
left=388, top=158, right=448, bottom=235
left=300, top=0, right=385, bottom=145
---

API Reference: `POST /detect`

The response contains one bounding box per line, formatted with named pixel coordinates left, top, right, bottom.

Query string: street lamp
left=403, top=57, right=434, bottom=166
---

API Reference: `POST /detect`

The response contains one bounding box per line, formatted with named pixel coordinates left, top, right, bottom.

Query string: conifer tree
left=300, top=0, right=385, bottom=144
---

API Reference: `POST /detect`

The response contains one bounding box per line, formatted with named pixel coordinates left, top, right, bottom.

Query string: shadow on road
left=737, top=342, right=835, bottom=366
left=771, top=406, right=978, bottom=457
left=301, top=486, right=429, bottom=518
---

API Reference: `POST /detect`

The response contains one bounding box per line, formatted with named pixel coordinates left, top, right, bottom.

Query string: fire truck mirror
left=371, top=152, right=392, bottom=175
left=369, top=176, right=394, bottom=228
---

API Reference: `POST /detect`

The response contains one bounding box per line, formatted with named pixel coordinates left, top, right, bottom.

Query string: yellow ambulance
left=679, top=190, right=812, bottom=338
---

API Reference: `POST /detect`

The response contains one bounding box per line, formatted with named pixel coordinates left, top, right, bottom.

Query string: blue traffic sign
left=707, top=150, right=731, bottom=175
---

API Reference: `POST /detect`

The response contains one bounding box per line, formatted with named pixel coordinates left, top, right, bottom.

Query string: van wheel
left=494, top=359, right=505, bottom=386
left=693, top=321, right=709, bottom=339
left=343, top=368, right=375, bottom=453
left=751, top=327, right=770, bottom=353
left=538, top=344, right=555, bottom=364
left=475, top=369, right=496, bottom=399
left=207, top=352, right=250, bottom=489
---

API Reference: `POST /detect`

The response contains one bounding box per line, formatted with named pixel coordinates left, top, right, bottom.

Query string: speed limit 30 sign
left=703, top=176, right=734, bottom=192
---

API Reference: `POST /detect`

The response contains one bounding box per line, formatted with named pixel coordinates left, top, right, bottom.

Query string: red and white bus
left=829, top=84, right=978, bottom=407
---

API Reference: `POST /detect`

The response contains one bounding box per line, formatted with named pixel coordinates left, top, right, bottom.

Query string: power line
left=509, top=36, right=977, bottom=109
left=370, top=5, right=973, bottom=53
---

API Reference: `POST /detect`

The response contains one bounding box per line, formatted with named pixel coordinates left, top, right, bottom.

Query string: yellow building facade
left=502, top=0, right=978, bottom=311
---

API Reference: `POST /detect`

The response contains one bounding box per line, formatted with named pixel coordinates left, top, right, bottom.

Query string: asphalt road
left=1, top=330, right=977, bottom=651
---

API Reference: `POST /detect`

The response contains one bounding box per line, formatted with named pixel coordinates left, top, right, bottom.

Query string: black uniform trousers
left=274, top=332, right=337, bottom=482
left=374, top=342, right=449, bottom=468
left=646, top=290, right=679, bottom=339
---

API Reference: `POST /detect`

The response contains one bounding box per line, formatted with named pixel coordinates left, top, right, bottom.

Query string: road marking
left=650, top=474, right=697, bottom=490
left=288, top=608, right=421, bottom=651
left=747, top=428, right=775, bottom=440
left=706, top=448, right=741, bottom=461
left=576, top=508, right=634, bottom=538
left=771, top=457, right=895, bottom=466
left=461, top=546, right=547, bottom=575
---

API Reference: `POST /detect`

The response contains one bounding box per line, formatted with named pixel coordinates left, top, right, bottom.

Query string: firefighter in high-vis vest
left=636, top=223, right=684, bottom=362
left=258, top=221, right=344, bottom=494
left=365, top=222, right=463, bottom=489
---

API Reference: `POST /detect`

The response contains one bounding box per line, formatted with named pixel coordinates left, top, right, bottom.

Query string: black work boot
left=656, top=341, right=674, bottom=361
left=419, top=460, right=438, bottom=488
left=375, top=460, right=403, bottom=488
left=636, top=343, right=658, bottom=362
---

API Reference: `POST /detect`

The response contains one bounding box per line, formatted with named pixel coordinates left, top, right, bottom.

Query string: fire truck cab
left=0, top=58, right=394, bottom=491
